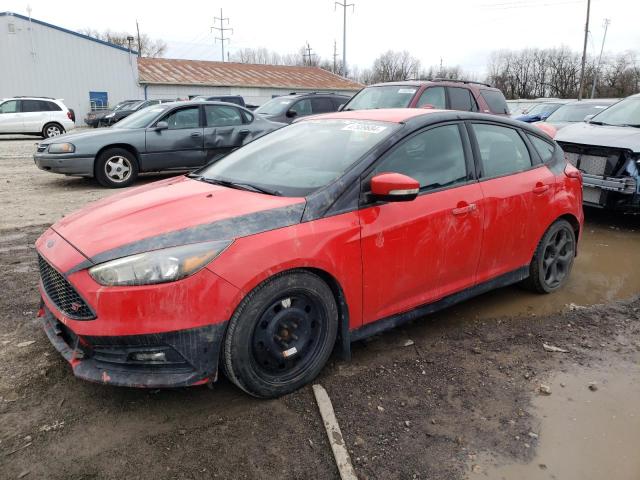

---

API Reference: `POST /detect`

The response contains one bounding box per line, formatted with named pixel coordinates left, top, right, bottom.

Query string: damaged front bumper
left=40, top=305, right=227, bottom=388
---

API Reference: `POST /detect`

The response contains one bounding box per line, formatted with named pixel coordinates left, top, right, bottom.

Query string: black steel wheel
left=223, top=271, right=338, bottom=398
left=522, top=219, right=576, bottom=293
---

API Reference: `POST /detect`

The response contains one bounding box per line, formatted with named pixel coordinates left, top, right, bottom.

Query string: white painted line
left=312, top=384, right=358, bottom=480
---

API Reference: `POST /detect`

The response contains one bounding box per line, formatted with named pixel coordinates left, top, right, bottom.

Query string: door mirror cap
left=370, top=173, right=420, bottom=202
left=286, top=110, right=298, bottom=118
left=155, top=121, right=169, bottom=130
left=583, top=114, right=595, bottom=122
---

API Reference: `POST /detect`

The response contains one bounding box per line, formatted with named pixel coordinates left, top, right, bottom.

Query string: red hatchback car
left=36, top=109, right=583, bottom=398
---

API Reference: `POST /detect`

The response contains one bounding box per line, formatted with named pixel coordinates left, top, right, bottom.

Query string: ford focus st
left=36, top=109, right=583, bottom=398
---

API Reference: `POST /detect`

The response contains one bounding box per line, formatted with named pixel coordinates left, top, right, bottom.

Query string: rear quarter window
left=480, top=90, right=509, bottom=114
left=527, top=134, right=555, bottom=163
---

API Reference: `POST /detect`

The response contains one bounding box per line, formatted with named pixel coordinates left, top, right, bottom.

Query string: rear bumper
left=34, top=154, right=94, bottom=176
left=41, top=305, right=227, bottom=388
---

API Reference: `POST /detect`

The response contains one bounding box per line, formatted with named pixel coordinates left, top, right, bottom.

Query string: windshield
left=590, top=96, right=640, bottom=126
left=546, top=102, right=613, bottom=123
left=526, top=103, right=563, bottom=116
left=114, top=102, right=135, bottom=111
left=344, top=85, right=418, bottom=110
left=112, top=106, right=168, bottom=129
left=198, top=119, right=399, bottom=196
left=255, top=97, right=294, bottom=116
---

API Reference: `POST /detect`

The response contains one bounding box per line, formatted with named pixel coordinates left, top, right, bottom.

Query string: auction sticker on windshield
left=342, top=122, right=388, bottom=134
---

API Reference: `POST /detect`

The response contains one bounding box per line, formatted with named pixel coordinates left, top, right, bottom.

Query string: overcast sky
left=4, top=0, right=639, bottom=76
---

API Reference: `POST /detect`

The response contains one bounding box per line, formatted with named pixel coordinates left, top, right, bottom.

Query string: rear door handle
left=452, top=203, right=477, bottom=216
left=239, top=129, right=250, bottom=135
left=191, top=132, right=202, bottom=137
left=533, top=184, right=550, bottom=194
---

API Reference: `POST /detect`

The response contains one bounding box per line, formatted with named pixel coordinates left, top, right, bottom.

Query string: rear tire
left=522, top=219, right=576, bottom=293
left=95, top=148, right=139, bottom=188
left=223, top=270, right=338, bottom=398
left=42, top=123, right=64, bottom=138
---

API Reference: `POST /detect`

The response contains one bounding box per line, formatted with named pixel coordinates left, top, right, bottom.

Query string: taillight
left=67, top=111, right=73, bottom=120
left=564, top=163, right=582, bottom=182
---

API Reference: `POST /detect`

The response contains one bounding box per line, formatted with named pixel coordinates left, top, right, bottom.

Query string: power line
left=591, top=18, right=610, bottom=98
left=335, top=1, right=355, bottom=78
left=211, top=8, right=233, bottom=62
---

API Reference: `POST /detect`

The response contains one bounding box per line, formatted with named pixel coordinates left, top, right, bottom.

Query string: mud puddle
left=468, top=361, right=640, bottom=480
left=436, top=211, right=640, bottom=325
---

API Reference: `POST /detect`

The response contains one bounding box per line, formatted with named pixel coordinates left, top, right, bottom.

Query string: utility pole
left=303, top=41, right=315, bottom=66
left=211, top=8, right=233, bottom=62
left=335, top=1, right=355, bottom=78
left=577, top=0, right=591, bottom=100
left=590, top=18, right=610, bottom=98
left=333, top=40, right=338, bottom=73
left=135, top=20, right=141, bottom=57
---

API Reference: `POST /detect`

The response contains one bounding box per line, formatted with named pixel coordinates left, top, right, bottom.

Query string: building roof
left=0, top=11, right=137, bottom=54
left=137, top=58, right=363, bottom=91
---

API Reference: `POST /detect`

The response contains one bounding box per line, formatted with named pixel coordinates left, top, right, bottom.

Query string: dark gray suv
left=255, top=92, right=351, bottom=124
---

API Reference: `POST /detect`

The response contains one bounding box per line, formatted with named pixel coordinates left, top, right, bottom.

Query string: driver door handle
left=239, top=129, right=250, bottom=135
left=191, top=132, right=202, bottom=137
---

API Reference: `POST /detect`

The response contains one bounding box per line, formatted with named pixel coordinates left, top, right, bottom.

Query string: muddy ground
left=1, top=137, right=639, bottom=480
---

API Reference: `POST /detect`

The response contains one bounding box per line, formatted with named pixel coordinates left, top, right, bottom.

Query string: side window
left=241, top=110, right=254, bottom=123
left=21, top=100, right=45, bottom=112
left=290, top=99, right=312, bottom=117
left=448, top=87, right=477, bottom=112
left=46, top=101, right=62, bottom=111
left=372, top=124, right=468, bottom=191
left=310, top=97, right=334, bottom=114
left=205, top=105, right=243, bottom=126
left=416, top=87, right=446, bottom=109
left=163, top=107, right=200, bottom=129
left=472, top=124, right=532, bottom=177
left=332, top=97, right=347, bottom=110
left=0, top=101, right=19, bottom=113
left=480, top=89, right=509, bottom=114
left=527, top=134, right=555, bottom=163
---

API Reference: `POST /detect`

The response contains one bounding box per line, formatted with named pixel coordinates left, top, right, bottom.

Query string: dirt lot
left=1, top=136, right=639, bottom=480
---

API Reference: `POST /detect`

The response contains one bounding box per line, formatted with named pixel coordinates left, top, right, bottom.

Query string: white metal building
left=1, top=11, right=362, bottom=123
left=0, top=12, right=141, bottom=123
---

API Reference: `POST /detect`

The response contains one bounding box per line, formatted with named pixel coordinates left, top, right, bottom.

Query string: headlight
left=88, top=240, right=231, bottom=286
left=105, top=113, right=115, bottom=118
left=48, top=143, right=75, bottom=154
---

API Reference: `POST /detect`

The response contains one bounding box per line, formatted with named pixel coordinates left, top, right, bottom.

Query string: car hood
left=555, top=122, right=640, bottom=152
left=533, top=120, right=573, bottom=131
left=40, top=127, right=129, bottom=145
left=51, top=176, right=305, bottom=265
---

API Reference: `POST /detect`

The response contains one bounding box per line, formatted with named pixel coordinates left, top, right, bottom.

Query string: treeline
left=487, top=47, right=640, bottom=99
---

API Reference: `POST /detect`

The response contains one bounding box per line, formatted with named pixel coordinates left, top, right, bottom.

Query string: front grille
left=583, top=186, right=604, bottom=205
left=564, top=151, right=608, bottom=176
left=38, top=254, right=95, bottom=320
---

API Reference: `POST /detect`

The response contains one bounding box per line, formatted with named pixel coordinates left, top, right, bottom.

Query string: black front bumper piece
left=41, top=307, right=228, bottom=388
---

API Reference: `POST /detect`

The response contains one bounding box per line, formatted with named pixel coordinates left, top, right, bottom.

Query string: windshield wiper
left=615, top=124, right=640, bottom=128
left=199, top=177, right=282, bottom=196
left=588, top=121, right=610, bottom=126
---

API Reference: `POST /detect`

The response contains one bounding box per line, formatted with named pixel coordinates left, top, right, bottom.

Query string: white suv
left=0, top=97, right=75, bottom=138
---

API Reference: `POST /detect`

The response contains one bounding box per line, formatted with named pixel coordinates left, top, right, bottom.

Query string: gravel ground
left=1, top=137, right=639, bottom=479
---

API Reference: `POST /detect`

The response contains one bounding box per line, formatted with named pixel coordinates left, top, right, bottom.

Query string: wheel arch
left=556, top=212, right=581, bottom=251
left=94, top=144, right=141, bottom=174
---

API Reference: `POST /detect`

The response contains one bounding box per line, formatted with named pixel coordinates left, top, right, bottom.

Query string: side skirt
left=349, top=266, right=529, bottom=344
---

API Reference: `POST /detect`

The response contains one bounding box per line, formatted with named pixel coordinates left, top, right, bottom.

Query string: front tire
left=522, top=219, right=576, bottom=293
left=95, top=148, right=139, bottom=188
left=42, top=123, right=64, bottom=138
left=223, top=270, right=338, bottom=398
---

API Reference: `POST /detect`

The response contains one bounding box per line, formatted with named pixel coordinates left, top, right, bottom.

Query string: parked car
left=191, top=95, right=246, bottom=107
left=533, top=98, right=618, bottom=131
left=340, top=79, right=510, bottom=116
left=35, top=108, right=583, bottom=397
left=255, top=92, right=351, bottom=124
left=555, top=93, right=640, bottom=212
left=100, top=99, right=177, bottom=126
left=0, top=97, right=75, bottom=138
left=514, top=101, right=570, bottom=123
left=84, top=100, right=140, bottom=128
left=34, top=101, right=285, bottom=187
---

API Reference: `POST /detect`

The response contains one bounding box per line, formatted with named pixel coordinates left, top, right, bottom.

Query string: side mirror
left=286, top=110, right=297, bottom=119
left=337, top=104, right=345, bottom=111
left=155, top=121, right=169, bottom=130
left=370, top=173, right=420, bottom=202
left=583, top=114, right=595, bottom=123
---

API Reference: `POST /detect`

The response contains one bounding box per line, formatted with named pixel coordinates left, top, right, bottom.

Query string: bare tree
left=80, top=28, right=166, bottom=57
left=368, top=50, right=421, bottom=83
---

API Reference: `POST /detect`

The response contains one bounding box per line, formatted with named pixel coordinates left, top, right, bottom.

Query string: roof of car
left=368, top=80, right=498, bottom=89
left=303, top=108, right=445, bottom=123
